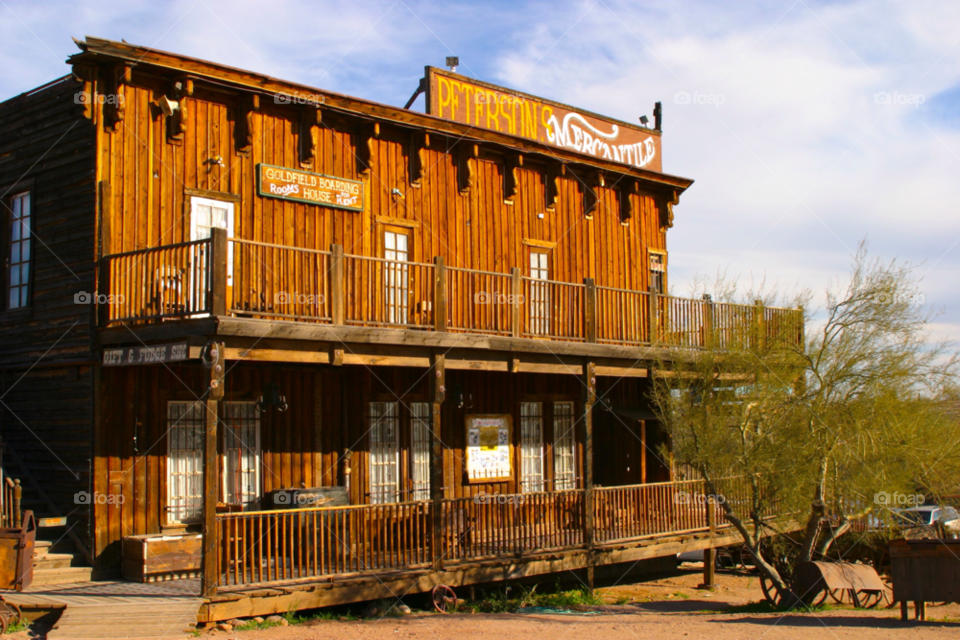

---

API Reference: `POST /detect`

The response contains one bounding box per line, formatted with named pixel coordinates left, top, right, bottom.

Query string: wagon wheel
left=431, top=584, right=458, bottom=613
left=828, top=588, right=846, bottom=604
left=760, top=574, right=787, bottom=608
left=857, top=589, right=884, bottom=609
left=0, top=599, right=22, bottom=627
left=0, top=612, right=9, bottom=636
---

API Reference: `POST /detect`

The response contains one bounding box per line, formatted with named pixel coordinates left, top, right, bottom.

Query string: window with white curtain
left=223, top=402, right=261, bottom=509
left=410, top=402, right=431, bottom=501
left=369, top=402, right=400, bottom=504
left=520, top=401, right=544, bottom=492
left=166, top=401, right=205, bottom=524
left=553, top=401, right=576, bottom=490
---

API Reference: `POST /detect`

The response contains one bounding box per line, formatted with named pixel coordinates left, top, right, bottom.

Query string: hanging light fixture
left=256, top=381, right=288, bottom=413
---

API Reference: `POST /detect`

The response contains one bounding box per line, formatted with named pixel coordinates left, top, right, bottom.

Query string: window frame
left=222, top=401, right=262, bottom=510
left=648, top=249, right=667, bottom=294
left=527, top=248, right=551, bottom=336
left=4, top=190, right=33, bottom=312
left=164, top=400, right=206, bottom=527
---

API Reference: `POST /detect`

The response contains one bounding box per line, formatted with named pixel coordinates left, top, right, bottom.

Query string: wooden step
left=29, top=566, right=93, bottom=586
left=33, top=552, right=80, bottom=570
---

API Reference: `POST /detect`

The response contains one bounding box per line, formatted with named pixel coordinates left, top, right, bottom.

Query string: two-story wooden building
left=0, top=37, right=802, bottom=620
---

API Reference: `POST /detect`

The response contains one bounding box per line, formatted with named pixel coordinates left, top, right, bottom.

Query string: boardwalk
left=4, top=580, right=201, bottom=639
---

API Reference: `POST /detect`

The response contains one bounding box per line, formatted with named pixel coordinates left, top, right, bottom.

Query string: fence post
left=648, top=286, right=660, bottom=345
left=13, top=479, right=21, bottom=528
left=209, top=228, right=228, bottom=317
left=702, top=295, right=714, bottom=350
left=699, top=494, right=717, bottom=590
left=754, top=299, right=766, bottom=351
left=511, top=267, right=522, bottom=338
left=329, top=244, right=344, bottom=325
left=584, top=278, right=597, bottom=343
left=434, top=256, right=447, bottom=332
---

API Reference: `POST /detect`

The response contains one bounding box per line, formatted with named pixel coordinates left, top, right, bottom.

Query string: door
left=190, top=196, right=235, bottom=313
left=383, top=229, right=410, bottom=325
left=166, top=401, right=205, bottom=525
left=368, top=402, right=400, bottom=504
left=520, top=401, right=544, bottom=492
left=223, top=402, right=261, bottom=510
left=528, top=250, right=550, bottom=336
left=553, top=401, right=577, bottom=490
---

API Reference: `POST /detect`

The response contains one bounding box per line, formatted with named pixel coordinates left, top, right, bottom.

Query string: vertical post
left=429, top=352, right=446, bottom=570
left=329, top=244, right=345, bottom=325
left=584, top=278, right=597, bottom=343
left=433, top=256, right=447, bottom=332
left=648, top=286, right=659, bottom=345
left=702, top=295, right=714, bottom=350
left=582, top=360, right=596, bottom=590
left=12, top=480, right=21, bottom=529
left=511, top=267, right=522, bottom=338
left=755, top=299, right=766, bottom=351
left=209, top=228, right=228, bottom=317
left=699, top=494, right=717, bottom=590
left=201, top=341, right=225, bottom=598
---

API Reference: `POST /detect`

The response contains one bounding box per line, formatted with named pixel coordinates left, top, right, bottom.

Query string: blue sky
left=3, top=0, right=959, bottom=341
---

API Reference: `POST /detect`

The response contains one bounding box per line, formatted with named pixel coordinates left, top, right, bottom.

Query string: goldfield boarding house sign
left=257, top=164, right=364, bottom=212
left=426, top=67, right=662, bottom=173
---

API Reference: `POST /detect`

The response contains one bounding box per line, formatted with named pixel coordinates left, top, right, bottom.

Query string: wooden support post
left=201, top=341, right=225, bottom=598
left=584, top=277, right=597, bottom=343
left=582, top=360, right=596, bottom=590
left=702, top=295, right=714, bottom=350
left=434, top=256, right=447, bottom=332
left=755, top=299, right=766, bottom=351
left=330, top=244, right=344, bottom=325
left=209, top=228, right=228, bottom=317
left=429, top=352, right=446, bottom=570
left=511, top=267, right=523, bottom=338
left=648, top=286, right=660, bottom=345
left=12, top=479, right=21, bottom=528
left=699, top=495, right=717, bottom=590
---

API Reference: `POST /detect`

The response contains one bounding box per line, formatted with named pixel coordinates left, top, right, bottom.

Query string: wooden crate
left=122, top=533, right=202, bottom=582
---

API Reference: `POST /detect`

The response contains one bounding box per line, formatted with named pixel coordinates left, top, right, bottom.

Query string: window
left=223, top=402, right=261, bottom=509
left=190, top=197, right=235, bottom=311
left=5, top=192, right=31, bottom=310
left=166, top=401, right=205, bottom=524
left=368, top=402, right=400, bottom=504
left=553, top=401, right=577, bottom=490
left=520, top=402, right=544, bottom=492
left=649, top=251, right=666, bottom=294
left=528, top=250, right=550, bottom=336
left=383, top=229, right=410, bottom=325
left=410, top=402, right=431, bottom=501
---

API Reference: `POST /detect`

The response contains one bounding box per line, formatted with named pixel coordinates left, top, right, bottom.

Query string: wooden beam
left=210, top=228, right=228, bottom=316
left=458, top=143, right=478, bottom=194
left=235, top=94, right=259, bottom=154
left=429, top=352, right=445, bottom=570
left=584, top=278, right=597, bottom=344
left=201, top=341, right=225, bottom=598
left=584, top=171, right=604, bottom=219
left=546, top=163, right=566, bottom=210
left=583, top=360, right=596, bottom=590
left=358, top=121, right=379, bottom=174
left=619, top=180, right=639, bottom=223
left=299, top=104, right=320, bottom=164
left=434, top=256, right=447, bottom=333
left=329, top=244, right=344, bottom=325
left=503, top=154, right=523, bottom=204
left=409, top=132, right=430, bottom=188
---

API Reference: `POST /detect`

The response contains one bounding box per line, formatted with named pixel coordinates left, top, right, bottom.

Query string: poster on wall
left=465, top=414, right=512, bottom=483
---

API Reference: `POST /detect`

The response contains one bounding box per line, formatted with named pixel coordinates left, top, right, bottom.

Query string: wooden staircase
left=1, top=444, right=94, bottom=588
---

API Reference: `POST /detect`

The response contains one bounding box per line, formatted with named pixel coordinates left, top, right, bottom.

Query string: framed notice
left=465, top=414, right=512, bottom=483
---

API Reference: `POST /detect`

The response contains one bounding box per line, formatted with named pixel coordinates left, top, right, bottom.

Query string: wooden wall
left=0, top=77, right=97, bottom=544
left=96, top=74, right=667, bottom=291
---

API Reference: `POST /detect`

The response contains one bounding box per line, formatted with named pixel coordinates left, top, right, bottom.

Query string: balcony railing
left=99, top=231, right=804, bottom=350
left=215, top=478, right=763, bottom=588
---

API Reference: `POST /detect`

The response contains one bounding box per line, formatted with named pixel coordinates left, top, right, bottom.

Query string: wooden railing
left=441, top=490, right=585, bottom=562
left=342, top=254, right=435, bottom=330
left=1, top=477, right=21, bottom=528
left=100, top=239, right=212, bottom=324
left=99, top=232, right=804, bottom=351
left=229, top=238, right=332, bottom=322
left=217, top=501, right=431, bottom=587
left=213, top=478, right=777, bottom=587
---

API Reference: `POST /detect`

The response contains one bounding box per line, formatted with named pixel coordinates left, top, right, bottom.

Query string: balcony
left=98, top=230, right=804, bottom=352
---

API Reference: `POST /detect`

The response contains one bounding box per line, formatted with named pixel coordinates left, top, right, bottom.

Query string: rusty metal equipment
left=0, top=511, right=34, bottom=592
left=792, top=561, right=887, bottom=608
left=889, top=538, right=960, bottom=621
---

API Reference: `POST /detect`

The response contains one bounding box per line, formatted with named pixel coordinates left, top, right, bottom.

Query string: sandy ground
left=150, top=565, right=960, bottom=640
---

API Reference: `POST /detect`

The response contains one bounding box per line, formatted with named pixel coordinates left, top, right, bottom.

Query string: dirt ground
left=190, top=564, right=960, bottom=640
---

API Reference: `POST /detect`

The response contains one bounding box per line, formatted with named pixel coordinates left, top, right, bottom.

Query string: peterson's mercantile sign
left=426, top=67, right=662, bottom=172
left=257, top=164, right=364, bottom=212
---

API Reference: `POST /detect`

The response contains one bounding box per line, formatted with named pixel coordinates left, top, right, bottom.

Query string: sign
left=465, top=414, right=512, bottom=483
left=426, top=67, right=662, bottom=172
left=103, top=342, right=192, bottom=367
left=257, top=164, right=363, bottom=212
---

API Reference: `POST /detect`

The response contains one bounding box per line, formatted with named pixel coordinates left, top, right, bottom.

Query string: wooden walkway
left=3, top=579, right=201, bottom=639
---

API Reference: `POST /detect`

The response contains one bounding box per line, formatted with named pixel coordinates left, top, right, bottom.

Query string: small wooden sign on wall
left=257, top=163, right=363, bottom=212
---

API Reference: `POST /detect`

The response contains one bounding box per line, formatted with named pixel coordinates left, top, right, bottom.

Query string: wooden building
left=0, top=37, right=802, bottom=619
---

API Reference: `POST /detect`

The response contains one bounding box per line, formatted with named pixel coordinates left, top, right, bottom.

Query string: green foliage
left=460, top=582, right=601, bottom=613
left=720, top=600, right=833, bottom=614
